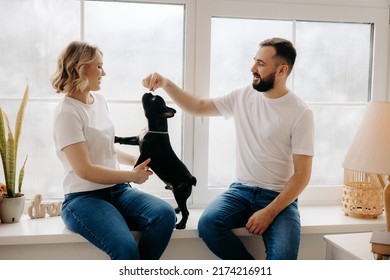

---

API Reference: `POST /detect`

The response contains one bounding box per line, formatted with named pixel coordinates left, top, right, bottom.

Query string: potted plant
left=0, top=84, right=29, bottom=223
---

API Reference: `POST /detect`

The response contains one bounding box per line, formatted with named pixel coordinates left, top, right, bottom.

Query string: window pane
left=0, top=0, right=79, bottom=200
left=0, top=1, right=185, bottom=200
left=294, top=21, right=372, bottom=102
left=0, top=100, right=64, bottom=198
left=84, top=1, right=184, bottom=100
left=310, top=105, right=366, bottom=185
left=0, top=0, right=79, bottom=98
left=209, top=17, right=293, bottom=188
left=84, top=1, right=185, bottom=198
left=210, top=17, right=293, bottom=98
left=208, top=18, right=372, bottom=188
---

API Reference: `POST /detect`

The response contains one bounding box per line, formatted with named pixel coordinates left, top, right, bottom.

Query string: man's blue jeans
left=198, top=183, right=301, bottom=260
left=61, top=183, right=176, bottom=260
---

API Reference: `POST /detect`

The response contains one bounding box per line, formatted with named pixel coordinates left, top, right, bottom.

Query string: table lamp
left=342, top=101, right=390, bottom=231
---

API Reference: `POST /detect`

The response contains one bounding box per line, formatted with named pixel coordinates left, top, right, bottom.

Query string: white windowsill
left=0, top=205, right=386, bottom=246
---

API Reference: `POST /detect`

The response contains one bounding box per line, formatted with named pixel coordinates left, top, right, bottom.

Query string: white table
left=324, top=232, right=375, bottom=260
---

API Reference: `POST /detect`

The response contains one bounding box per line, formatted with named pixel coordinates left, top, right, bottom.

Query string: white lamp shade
left=342, top=101, right=390, bottom=175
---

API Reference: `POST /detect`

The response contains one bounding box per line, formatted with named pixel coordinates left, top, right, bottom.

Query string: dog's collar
left=147, top=130, right=168, bottom=135
left=139, top=128, right=168, bottom=142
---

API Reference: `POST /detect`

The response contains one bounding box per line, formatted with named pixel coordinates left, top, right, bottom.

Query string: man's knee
left=198, top=208, right=224, bottom=239
left=198, top=210, right=212, bottom=238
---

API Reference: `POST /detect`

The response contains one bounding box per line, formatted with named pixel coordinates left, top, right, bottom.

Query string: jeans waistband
left=64, top=183, right=130, bottom=199
left=229, top=182, right=298, bottom=203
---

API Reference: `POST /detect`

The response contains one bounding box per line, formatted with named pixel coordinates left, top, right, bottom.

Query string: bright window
left=208, top=18, right=372, bottom=188
left=0, top=0, right=80, bottom=199
left=0, top=0, right=388, bottom=208
left=83, top=0, right=185, bottom=198
left=0, top=0, right=184, bottom=200
left=191, top=0, right=389, bottom=206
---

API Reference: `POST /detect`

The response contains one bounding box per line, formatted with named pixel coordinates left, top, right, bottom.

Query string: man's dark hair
left=260, top=38, right=296, bottom=74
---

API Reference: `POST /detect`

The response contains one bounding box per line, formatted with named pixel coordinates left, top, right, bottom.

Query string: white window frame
left=188, top=0, right=389, bottom=207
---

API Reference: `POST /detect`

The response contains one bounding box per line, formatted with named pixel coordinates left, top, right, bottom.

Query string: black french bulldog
left=114, top=92, right=196, bottom=229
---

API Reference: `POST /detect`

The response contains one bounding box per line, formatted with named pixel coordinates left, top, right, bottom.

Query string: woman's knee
left=153, top=200, right=177, bottom=229
left=109, top=237, right=140, bottom=260
left=163, top=203, right=177, bottom=227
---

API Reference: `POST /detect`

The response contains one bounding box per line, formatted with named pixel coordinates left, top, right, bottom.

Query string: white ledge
left=0, top=205, right=386, bottom=246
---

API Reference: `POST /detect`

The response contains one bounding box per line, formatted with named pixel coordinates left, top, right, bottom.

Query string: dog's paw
left=175, top=222, right=186, bottom=230
left=174, top=207, right=181, bottom=214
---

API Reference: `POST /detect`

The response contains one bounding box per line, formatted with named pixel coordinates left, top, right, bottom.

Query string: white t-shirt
left=213, top=85, right=315, bottom=192
left=53, top=93, right=119, bottom=194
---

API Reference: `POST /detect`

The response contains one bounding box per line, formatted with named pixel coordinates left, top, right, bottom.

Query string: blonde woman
left=52, top=41, right=176, bottom=260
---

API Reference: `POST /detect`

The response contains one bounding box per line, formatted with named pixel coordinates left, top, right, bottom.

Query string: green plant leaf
left=6, top=127, right=15, bottom=197
left=14, top=84, right=29, bottom=162
left=0, top=84, right=29, bottom=197
left=18, top=155, right=28, bottom=193
left=0, top=109, right=7, bottom=184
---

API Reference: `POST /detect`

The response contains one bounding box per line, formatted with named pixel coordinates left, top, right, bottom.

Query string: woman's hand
left=131, top=158, right=153, bottom=184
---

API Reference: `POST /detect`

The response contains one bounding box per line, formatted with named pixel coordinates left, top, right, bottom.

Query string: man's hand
left=245, top=207, right=276, bottom=235
left=142, top=72, right=167, bottom=92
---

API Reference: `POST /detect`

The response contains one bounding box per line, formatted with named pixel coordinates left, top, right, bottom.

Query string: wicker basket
left=342, top=169, right=384, bottom=218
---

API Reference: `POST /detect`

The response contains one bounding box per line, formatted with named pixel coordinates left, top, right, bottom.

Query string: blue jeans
left=198, top=183, right=300, bottom=260
left=61, top=183, right=176, bottom=260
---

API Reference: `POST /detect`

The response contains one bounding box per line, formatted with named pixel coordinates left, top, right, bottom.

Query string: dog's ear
left=163, top=107, right=176, bottom=118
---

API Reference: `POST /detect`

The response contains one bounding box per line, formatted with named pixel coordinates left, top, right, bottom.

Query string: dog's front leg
left=114, top=136, right=140, bottom=146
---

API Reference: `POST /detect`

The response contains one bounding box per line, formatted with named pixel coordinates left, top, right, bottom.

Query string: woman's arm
left=63, top=141, right=152, bottom=185
left=116, top=148, right=137, bottom=166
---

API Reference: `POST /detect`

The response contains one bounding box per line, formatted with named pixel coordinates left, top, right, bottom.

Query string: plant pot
left=0, top=195, right=25, bottom=223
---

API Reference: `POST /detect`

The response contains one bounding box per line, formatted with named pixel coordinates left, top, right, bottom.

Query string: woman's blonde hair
left=51, top=41, right=102, bottom=94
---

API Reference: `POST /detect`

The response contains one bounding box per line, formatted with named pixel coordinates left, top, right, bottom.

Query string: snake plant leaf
left=0, top=84, right=29, bottom=197
left=0, top=108, right=7, bottom=181
left=18, top=155, right=28, bottom=193
left=5, top=126, right=15, bottom=198
left=14, top=84, right=29, bottom=161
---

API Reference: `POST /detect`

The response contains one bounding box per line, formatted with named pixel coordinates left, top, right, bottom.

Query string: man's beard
left=252, top=71, right=276, bottom=92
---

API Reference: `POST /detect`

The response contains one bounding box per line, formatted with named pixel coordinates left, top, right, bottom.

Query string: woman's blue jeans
left=198, top=183, right=301, bottom=260
left=61, top=183, right=176, bottom=260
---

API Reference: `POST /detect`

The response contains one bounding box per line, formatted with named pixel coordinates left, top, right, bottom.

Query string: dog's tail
left=191, top=176, right=197, bottom=186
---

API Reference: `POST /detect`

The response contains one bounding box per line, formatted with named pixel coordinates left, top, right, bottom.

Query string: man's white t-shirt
left=213, top=85, right=315, bottom=192
left=53, top=93, right=119, bottom=194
